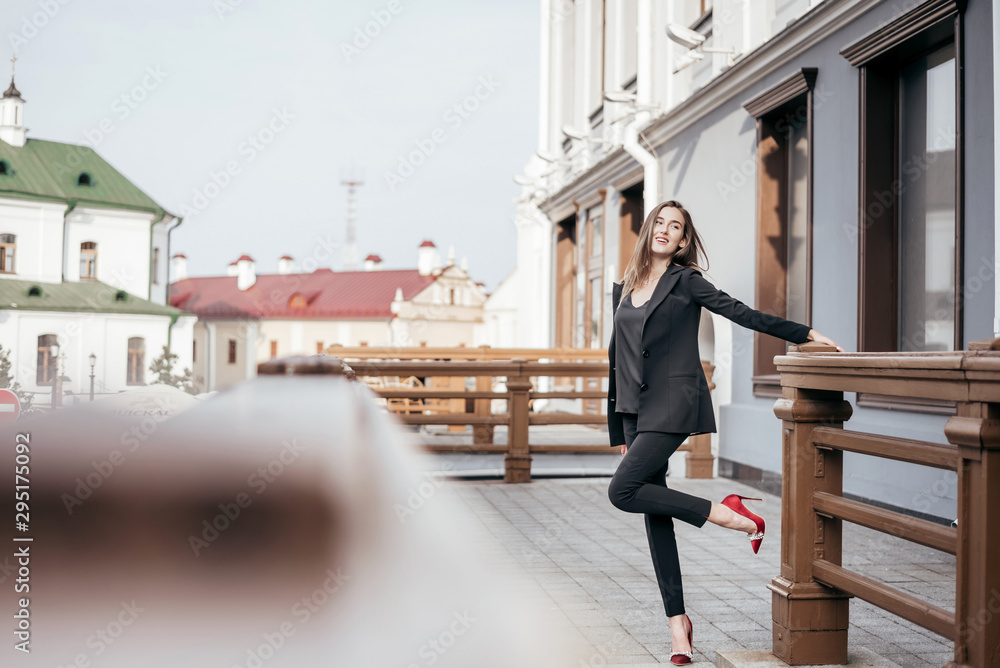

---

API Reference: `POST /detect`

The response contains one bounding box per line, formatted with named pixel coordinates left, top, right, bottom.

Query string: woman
left=606, top=200, right=842, bottom=665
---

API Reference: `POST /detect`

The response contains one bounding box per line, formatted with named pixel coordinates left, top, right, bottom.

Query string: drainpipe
left=167, top=312, right=179, bottom=357
left=61, top=200, right=77, bottom=282
left=621, top=0, right=659, bottom=215
left=165, top=215, right=184, bottom=354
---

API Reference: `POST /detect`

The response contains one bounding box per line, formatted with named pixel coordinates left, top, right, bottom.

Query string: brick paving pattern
left=440, top=476, right=955, bottom=667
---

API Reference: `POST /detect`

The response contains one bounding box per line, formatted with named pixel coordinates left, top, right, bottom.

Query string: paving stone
left=444, top=478, right=955, bottom=666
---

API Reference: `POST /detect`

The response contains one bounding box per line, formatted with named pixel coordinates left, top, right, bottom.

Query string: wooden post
left=944, top=401, right=1000, bottom=668
left=505, top=359, right=532, bottom=483
left=473, top=374, right=495, bottom=444
left=769, top=386, right=853, bottom=665
left=686, top=361, right=717, bottom=478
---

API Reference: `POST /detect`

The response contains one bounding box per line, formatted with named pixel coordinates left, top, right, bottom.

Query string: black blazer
left=607, top=263, right=811, bottom=446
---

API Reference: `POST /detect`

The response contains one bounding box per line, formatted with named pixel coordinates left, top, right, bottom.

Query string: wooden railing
left=770, top=338, right=1000, bottom=668
left=328, top=347, right=716, bottom=481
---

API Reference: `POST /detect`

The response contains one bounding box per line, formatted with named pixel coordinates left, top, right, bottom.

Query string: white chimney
left=418, top=240, right=436, bottom=276
left=0, top=78, right=26, bottom=148
left=236, top=254, right=256, bottom=290
left=364, top=254, right=383, bottom=271
left=447, top=245, right=456, bottom=266
left=460, top=256, right=468, bottom=272
left=226, top=261, right=238, bottom=277
left=171, top=254, right=188, bottom=281
left=278, top=255, right=294, bottom=274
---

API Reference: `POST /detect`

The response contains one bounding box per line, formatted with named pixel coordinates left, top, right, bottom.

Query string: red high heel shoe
left=669, top=615, right=694, bottom=665
left=722, top=494, right=765, bottom=554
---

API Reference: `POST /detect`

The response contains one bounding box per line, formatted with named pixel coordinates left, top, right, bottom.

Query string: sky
left=1, top=0, right=540, bottom=291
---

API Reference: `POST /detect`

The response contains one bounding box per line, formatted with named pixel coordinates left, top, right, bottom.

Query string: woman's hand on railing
left=807, top=329, right=845, bottom=352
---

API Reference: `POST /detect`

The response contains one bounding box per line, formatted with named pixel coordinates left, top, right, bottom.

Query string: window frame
left=127, top=337, right=145, bottom=386
left=841, top=0, right=965, bottom=414
left=0, top=233, right=15, bottom=274
left=80, top=241, right=98, bottom=280
left=743, top=67, right=817, bottom=398
left=36, top=334, right=58, bottom=386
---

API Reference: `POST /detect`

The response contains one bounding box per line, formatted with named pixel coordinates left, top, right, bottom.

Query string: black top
left=613, top=292, right=646, bottom=414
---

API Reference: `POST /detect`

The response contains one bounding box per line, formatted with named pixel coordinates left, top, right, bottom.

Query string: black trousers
left=607, top=413, right=712, bottom=617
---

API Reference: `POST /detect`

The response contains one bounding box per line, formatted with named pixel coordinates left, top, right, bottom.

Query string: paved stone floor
left=439, top=476, right=955, bottom=667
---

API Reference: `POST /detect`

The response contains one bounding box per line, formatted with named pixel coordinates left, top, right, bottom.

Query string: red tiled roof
left=170, top=268, right=436, bottom=319
left=365, top=254, right=382, bottom=262
left=419, top=240, right=436, bottom=248
left=236, top=254, right=254, bottom=262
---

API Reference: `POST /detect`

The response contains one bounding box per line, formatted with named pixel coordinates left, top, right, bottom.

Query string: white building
left=0, top=76, right=195, bottom=406
left=513, top=0, right=997, bottom=520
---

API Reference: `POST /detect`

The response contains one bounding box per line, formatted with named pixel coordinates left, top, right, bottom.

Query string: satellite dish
left=665, top=23, right=706, bottom=50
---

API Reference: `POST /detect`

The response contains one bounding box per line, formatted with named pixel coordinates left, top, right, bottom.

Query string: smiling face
left=649, top=206, right=687, bottom=260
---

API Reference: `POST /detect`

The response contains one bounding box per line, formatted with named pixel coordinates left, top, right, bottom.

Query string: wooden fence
left=770, top=338, right=1000, bottom=667
left=326, top=346, right=715, bottom=481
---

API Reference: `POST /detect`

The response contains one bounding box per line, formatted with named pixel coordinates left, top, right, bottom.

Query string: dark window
left=0, top=233, right=14, bottom=273
left=77, top=173, right=92, bottom=186
left=36, top=334, right=58, bottom=385
left=842, top=0, right=963, bottom=414
left=744, top=68, right=816, bottom=397
left=152, top=247, right=160, bottom=285
left=27, top=285, right=42, bottom=297
left=127, top=337, right=145, bottom=385
left=228, top=339, right=237, bottom=365
left=0, top=161, right=9, bottom=176
left=192, top=339, right=197, bottom=363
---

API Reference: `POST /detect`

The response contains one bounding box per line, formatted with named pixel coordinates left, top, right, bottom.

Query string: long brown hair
left=620, top=200, right=709, bottom=302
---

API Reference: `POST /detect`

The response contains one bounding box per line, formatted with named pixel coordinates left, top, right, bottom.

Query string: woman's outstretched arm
left=688, top=269, right=843, bottom=350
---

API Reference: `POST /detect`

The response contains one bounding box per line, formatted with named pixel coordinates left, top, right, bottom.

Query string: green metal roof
left=0, top=138, right=164, bottom=214
left=0, top=277, right=186, bottom=316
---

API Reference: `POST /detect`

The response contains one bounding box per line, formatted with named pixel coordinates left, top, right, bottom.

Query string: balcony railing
left=325, top=346, right=716, bottom=482
left=770, top=338, right=1000, bottom=668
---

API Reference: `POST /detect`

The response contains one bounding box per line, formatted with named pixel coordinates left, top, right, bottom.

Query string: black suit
left=605, top=262, right=811, bottom=620
left=606, top=263, right=811, bottom=446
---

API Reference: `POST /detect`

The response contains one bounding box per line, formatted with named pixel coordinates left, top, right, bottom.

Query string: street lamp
left=89, top=353, right=97, bottom=401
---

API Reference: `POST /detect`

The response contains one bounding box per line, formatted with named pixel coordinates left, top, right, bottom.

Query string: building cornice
left=840, top=0, right=964, bottom=66
left=642, top=0, right=887, bottom=150
left=743, top=68, right=818, bottom=117
left=539, top=147, right=637, bottom=221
